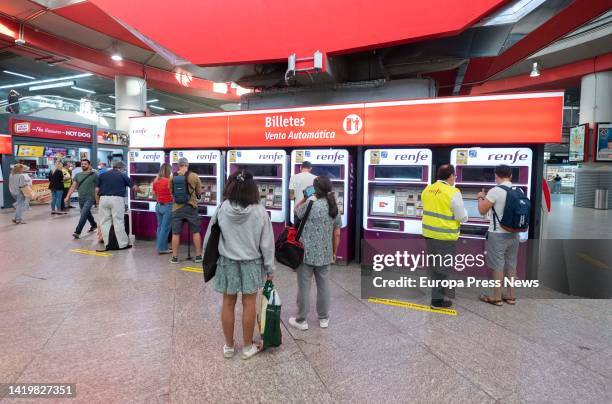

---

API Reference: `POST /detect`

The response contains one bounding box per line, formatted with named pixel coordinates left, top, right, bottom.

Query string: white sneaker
left=288, top=317, right=308, bottom=331
left=223, top=344, right=234, bottom=359
left=241, top=344, right=261, bottom=360
left=319, top=318, right=329, bottom=328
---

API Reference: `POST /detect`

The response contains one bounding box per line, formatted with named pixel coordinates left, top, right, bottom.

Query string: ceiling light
left=71, top=86, right=96, bottom=94
left=3, top=70, right=35, bottom=80
left=146, top=99, right=159, bottom=103
left=213, top=82, right=228, bottom=94
left=102, top=107, right=112, bottom=111
left=111, top=53, right=123, bottom=62
left=29, top=80, right=76, bottom=91
left=149, top=105, right=166, bottom=111
left=0, top=73, right=92, bottom=90
left=172, top=110, right=183, bottom=114
left=108, top=95, right=116, bottom=99
left=530, top=61, right=540, bottom=77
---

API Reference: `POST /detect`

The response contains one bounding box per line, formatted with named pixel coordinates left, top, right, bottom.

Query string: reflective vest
left=421, top=181, right=460, bottom=241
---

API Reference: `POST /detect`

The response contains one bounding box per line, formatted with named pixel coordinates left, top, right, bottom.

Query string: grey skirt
left=213, top=255, right=265, bottom=295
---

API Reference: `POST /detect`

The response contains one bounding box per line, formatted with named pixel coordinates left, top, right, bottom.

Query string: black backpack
left=492, top=185, right=531, bottom=232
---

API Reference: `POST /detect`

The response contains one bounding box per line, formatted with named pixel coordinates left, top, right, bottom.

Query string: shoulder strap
left=77, top=172, right=94, bottom=189
left=296, top=200, right=314, bottom=240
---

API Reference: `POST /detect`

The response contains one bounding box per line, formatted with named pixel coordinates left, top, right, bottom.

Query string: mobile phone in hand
left=303, top=185, right=315, bottom=199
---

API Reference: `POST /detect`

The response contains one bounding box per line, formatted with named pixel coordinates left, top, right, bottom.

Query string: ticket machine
left=128, top=149, right=165, bottom=239
left=451, top=147, right=532, bottom=240
left=290, top=149, right=354, bottom=263
left=363, top=149, right=433, bottom=238
left=227, top=149, right=288, bottom=236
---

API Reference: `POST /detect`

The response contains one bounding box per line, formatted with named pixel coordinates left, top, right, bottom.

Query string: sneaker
left=72, top=232, right=80, bottom=239
left=51, top=211, right=58, bottom=215
left=193, top=255, right=203, bottom=263
left=241, top=344, right=261, bottom=360
left=431, top=299, right=453, bottom=309
left=319, top=318, right=329, bottom=328
left=223, top=344, right=235, bottom=359
left=88, top=226, right=97, bottom=233
left=12, top=219, right=19, bottom=224
left=158, top=250, right=173, bottom=255
left=288, top=317, right=308, bottom=331
left=169, top=256, right=179, bottom=264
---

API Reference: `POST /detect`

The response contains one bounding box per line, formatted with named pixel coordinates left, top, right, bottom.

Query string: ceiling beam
left=0, top=13, right=239, bottom=101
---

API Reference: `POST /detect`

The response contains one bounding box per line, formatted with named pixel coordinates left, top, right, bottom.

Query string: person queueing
left=289, top=176, right=342, bottom=331
left=288, top=160, right=316, bottom=226
left=421, top=164, right=468, bottom=309
left=203, top=170, right=275, bottom=360
left=152, top=163, right=173, bottom=254
left=64, top=159, right=98, bottom=239
left=477, top=165, right=521, bottom=306
left=48, top=160, right=66, bottom=215
left=9, top=164, right=34, bottom=224
left=96, top=160, right=133, bottom=251
left=168, top=157, right=203, bottom=264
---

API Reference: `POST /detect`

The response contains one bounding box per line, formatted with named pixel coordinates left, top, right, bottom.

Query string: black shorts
left=171, top=205, right=201, bottom=234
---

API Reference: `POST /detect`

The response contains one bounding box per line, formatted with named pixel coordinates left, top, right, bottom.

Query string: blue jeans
left=14, top=192, right=27, bottom=221
left=155, top=203, right=173, bottom=252
left=51, top=190, right=63, bottom=212
left=75, top=198, right=97, bottom=234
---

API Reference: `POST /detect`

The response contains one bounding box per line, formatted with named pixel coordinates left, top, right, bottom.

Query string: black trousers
left=425, top=237, right=457, bottom=301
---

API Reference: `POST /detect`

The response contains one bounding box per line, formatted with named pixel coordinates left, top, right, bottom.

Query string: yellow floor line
left=368, top=297, right=457, bottom=316
left=178, top=266, right=204, bottom=274
left=577, top=253, right=610, bottom=270
left=70, top=248, right=113, bottom=257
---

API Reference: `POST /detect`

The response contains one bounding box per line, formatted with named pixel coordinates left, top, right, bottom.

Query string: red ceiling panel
left=53, top=2, right=152, bottom=50
left=89, top=0, right=508, bottom=66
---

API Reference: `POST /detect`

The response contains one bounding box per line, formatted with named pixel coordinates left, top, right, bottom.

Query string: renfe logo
left=257, top=151, right=284, bottom=162
left=487, top=150, right=529, bottom=164
left=195, top=152, right=217, bottom=161
left=393, top=150, right=428, bottom=162
left=315, top=151, right=345, bottom=163
left=142, top=152, right=161, bottom=161
left=343, top=114, right=362, bottom=135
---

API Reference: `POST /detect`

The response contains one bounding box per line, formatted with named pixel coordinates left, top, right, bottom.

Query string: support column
left=579, top=71, right=612, bottom=126
left=114, top=75, right=147, bottom=132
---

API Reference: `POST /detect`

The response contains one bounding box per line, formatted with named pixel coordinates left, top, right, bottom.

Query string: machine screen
left=374, top=166, right=422, bottom=180
left=464, top=199, right=485, bottom=219
left=311, top=165, right=342, bottom=179
left=133, top=162, right=161, bottom=174
left=189, top=163, right=215, bottom=176
left=237, top=164, right=278, bottom=177
left=134, top=179, right=155, bottom=200
left=461, top=166, right=520, bottom=183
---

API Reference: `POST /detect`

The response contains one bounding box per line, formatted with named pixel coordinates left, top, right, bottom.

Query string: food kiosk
left=290, top=148, right=354, bottom=263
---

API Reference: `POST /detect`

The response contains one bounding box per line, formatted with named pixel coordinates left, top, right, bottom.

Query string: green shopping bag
left=259, top=280, right=282, bottom=349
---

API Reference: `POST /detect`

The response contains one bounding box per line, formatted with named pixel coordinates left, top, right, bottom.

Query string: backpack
left=492, top=185, right=531, bottom=233
left=172, top=171, right=193, bottom=204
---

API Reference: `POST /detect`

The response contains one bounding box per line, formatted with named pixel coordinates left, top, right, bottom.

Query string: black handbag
left=202, top=212, right=222, bottom=282
left=275, top=201, right=313, bottom=269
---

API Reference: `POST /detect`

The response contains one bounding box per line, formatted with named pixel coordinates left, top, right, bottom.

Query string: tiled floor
left=0, top=205, right=610, bottom=403
left=545, top=194, right=612, bottom=239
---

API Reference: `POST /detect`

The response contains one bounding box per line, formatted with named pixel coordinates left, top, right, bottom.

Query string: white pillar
left=114, top=75, right=147, bottom=131
left=579, top=71, right=612, bottom=125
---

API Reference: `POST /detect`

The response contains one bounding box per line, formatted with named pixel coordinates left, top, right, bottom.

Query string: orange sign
left=164, top=114, right=228, bottom=148
left=228, top=106, right=365, bottom=147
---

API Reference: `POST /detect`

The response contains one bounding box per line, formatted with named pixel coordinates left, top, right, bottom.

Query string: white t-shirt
left=289, top=171, right=316, bottom=203
left=485, top=181, right=513, bottom=233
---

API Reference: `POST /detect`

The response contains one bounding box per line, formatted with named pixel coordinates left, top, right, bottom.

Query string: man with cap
left=95, top=160, right=133, bottom=251
left=169, top=157, right=203, bottom=264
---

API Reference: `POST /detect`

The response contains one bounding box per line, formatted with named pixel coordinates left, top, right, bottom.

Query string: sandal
left=479, top=295, right=503, bottom=306
left=502, top=296, right=516, bottom=305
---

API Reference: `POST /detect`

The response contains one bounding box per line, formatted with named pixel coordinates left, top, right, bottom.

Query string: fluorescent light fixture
left=71, top=86, right=96, bottom=94
left=213, top=82, right=228, bottom=94
left=102, top=107, right=112, bottom=111
left=3, top=70, right=36, bottom=80
left=530, top=61, right=540, bottom=77
left=146, top=99, right=159, bottom=103
left=29, top=80, right=75, bottom=91
left=108, top=95, right=116, bottom=99
left=0, top=73, right=92, bottom=89
left=111, top=54, right=123, bottom=61
left=172, top=110, right=183, bottom=114
left=149, top=105, right=166, bottom=111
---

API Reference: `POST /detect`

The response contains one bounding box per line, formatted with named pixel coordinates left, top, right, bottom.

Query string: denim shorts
left=213, top=255, right=265, bottom=295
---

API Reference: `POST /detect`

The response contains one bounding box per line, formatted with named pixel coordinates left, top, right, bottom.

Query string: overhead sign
left=11, top=118, right=92, bottom=143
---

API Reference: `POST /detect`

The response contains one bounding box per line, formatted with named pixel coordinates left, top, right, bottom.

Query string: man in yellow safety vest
left=421, top=164, right=468, bottom=309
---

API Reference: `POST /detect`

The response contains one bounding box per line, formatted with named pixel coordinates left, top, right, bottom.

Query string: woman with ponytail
left=203, top=169, right=275, bottom=360
left=289, top=175, right=342, bottom=331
